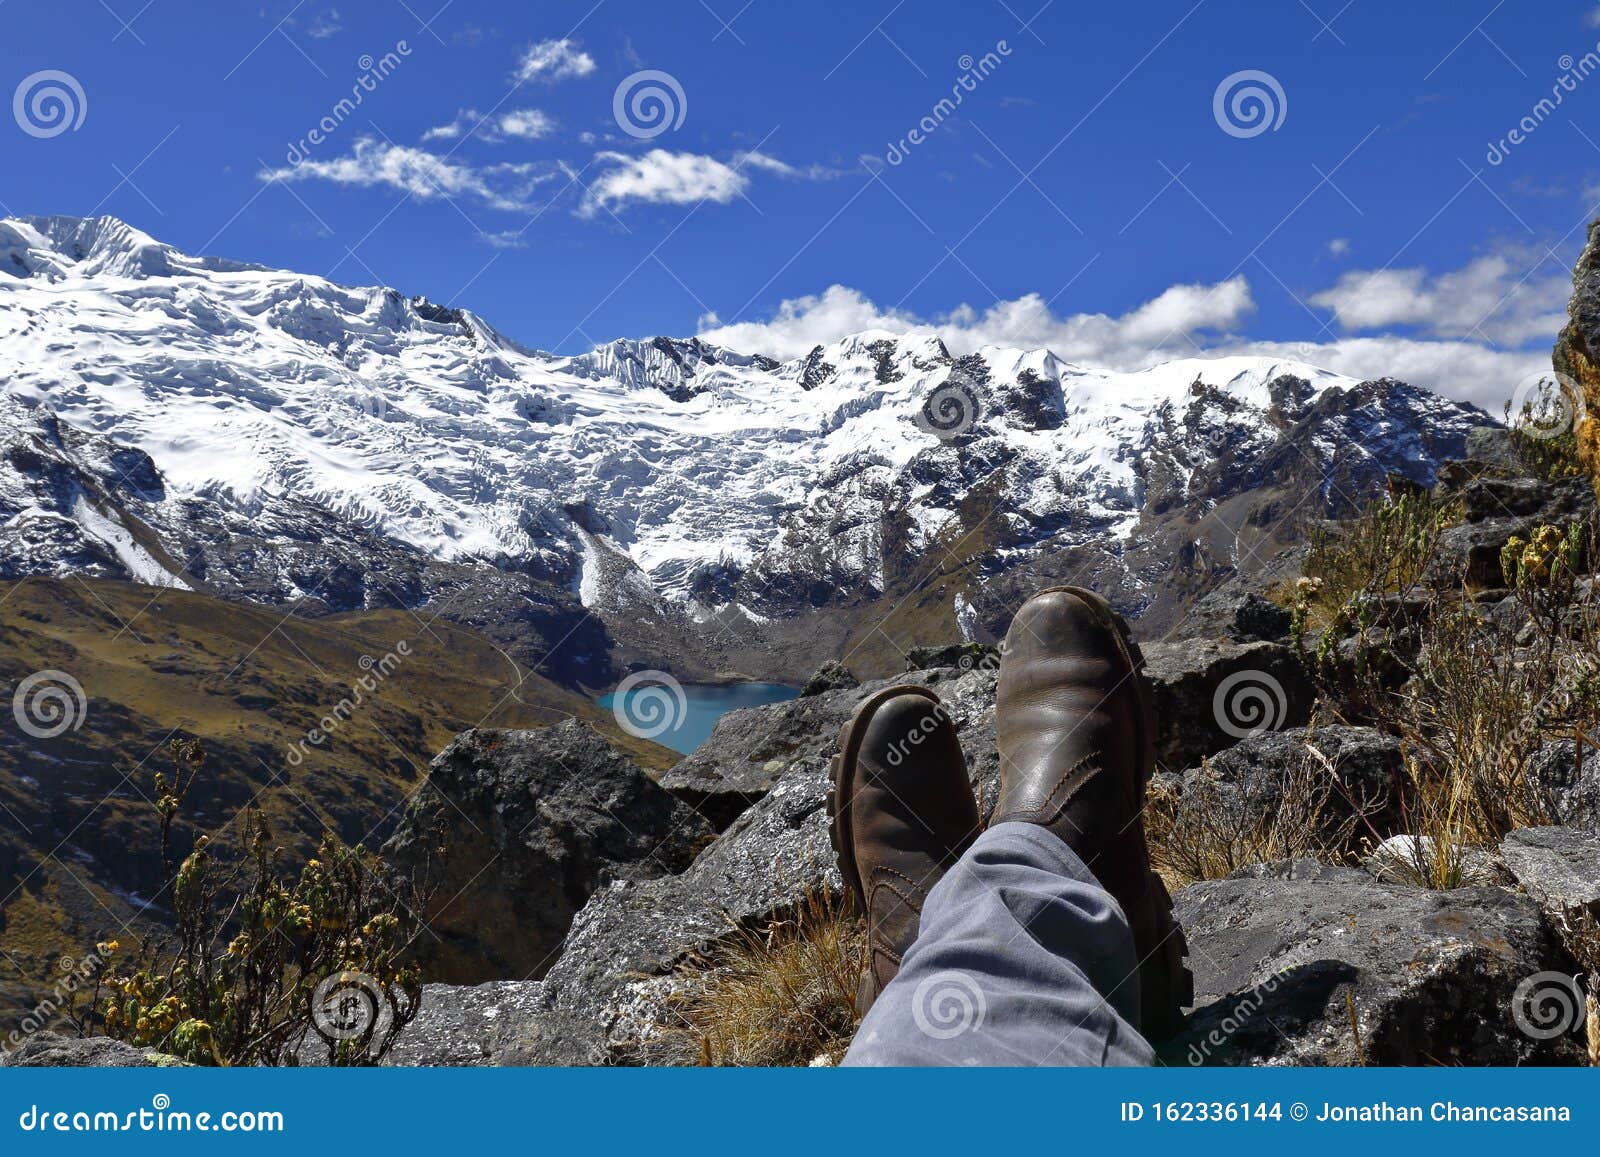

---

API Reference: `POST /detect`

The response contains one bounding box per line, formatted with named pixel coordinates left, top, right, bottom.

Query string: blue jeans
left=843, top=822, right=1155, bottom=1066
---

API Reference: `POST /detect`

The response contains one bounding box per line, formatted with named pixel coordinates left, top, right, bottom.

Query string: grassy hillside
left=0, top=576, right=672, bottom=1024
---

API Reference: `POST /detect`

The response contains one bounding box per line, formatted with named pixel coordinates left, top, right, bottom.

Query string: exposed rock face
left=1500, top=826, right=1600, bottom=919
left=0, top=1033, right=172, bottom=1067
left=1196, top=725, right=1405, bottom=829
left=1434, top=474, right=1595, bottom=588
left=1182, top=585, right=1293, bottom=643
left=1553, top=218, right=1600, bottom=492
left=1141, top=639, right=1316, bottom=770
left=799, top=660, right=858, bottom=697
left=383, top=722, right=712, bottom=984
left=1165, top=861, right=1578, bottom=1066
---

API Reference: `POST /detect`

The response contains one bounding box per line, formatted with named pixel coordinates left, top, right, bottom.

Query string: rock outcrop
left=1165, top=860, right=1578, bottom=1066
left=1, top=1033, right=178, bottom=1067
left=383, top=722, right=713, bottom=985
left=1553, top=218, right=1600, bottom=492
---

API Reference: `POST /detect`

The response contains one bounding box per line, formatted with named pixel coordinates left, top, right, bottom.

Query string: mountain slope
left=0, top=574, right=673, bottom=1017
left=0, top=215, right=1496, bottom=680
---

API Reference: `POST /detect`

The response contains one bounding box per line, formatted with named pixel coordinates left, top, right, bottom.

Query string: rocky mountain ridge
left=1, top=215, right=1496, bottom=684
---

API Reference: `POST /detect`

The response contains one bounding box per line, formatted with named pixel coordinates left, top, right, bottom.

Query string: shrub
left=1507, top=379, right=1588, bottom=484
left=83, top=740, right=423, bottom=1065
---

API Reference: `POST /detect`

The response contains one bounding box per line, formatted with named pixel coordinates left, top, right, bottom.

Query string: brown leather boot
left=994, top=586, right=1192, bottom=1039
left=827, top=685, right=981, bottom=1014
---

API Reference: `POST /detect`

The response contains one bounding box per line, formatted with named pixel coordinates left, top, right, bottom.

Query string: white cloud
left=259, top=138, right=555, bottom=212
left=1309, top=249, right=1568, bottom=347
left=583, top=150, right=750, bottom=214
left=422, top=108, right=556, bottom=144
left=735, top=152, right=848, bottom=181
left=514, top=38, right=596, bottom=83
left=1326, top=238, right=1350, bottom=257
left=698, top=277, right=1256, bottom=367
left=305, top=7, right=342, bottom=38
left=696, top=264, right=1556, bottom=414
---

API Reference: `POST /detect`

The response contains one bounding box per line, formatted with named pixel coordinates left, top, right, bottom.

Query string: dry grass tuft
left=658, top=888, right=865, bottom=1066
left=1145, top=749, right=1362, bottom=889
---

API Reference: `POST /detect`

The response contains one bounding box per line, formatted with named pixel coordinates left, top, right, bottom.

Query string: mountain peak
left=1, top=214, right=258, bottom=281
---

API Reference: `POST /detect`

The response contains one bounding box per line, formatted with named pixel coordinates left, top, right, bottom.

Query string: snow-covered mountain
left=0, top=216, right=1495, bottom=682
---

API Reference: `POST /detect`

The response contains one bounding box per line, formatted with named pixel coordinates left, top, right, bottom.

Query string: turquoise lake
left=597, top=681, right=800, bottom=755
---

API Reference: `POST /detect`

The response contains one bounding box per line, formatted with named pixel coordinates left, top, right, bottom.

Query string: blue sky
left=7, top=0, right=1600, bottom=407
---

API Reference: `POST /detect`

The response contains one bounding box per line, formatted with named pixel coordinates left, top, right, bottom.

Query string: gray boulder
left=1165, top=862, right=1577, bottom=1066
left=1141, top=639, right=1315, bottom=770
left=799, top=660, right=858, bottom=697
left=0, top=1033, right=174, bottom=1067
left=383, top=721, right=713, bottom=985
left=390, top=663, right=1004, bottom=1066
left=1197, top=725, right=1403, bottom=830
left=1501, top=826, right=1600, bottom=920
left=383, top=981, right=550, bottom=1067
left=1185, top=585, right=1293, bottom=643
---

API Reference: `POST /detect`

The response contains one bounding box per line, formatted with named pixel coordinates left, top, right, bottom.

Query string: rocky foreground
left=365, top=627, right=1597, bottom=1066
left=10, top=427, right=1600, bottom=1068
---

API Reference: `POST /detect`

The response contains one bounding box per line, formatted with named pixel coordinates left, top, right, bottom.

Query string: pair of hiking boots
left=826, top=586, right=1192, bottom=1041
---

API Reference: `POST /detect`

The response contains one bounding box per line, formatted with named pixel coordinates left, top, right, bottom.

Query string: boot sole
left=1017, top=586, right=1194, bottom=1039
left=826, top=683, right=943, bottom=920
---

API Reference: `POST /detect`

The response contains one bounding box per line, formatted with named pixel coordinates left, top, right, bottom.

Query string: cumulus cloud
left=422, top=108, right=556, bottom=144
left=696, top=260, right=1556, bottom=414
left=259, top=138, right=556, bottom=212
left=514, top=38, right=596, bottom=83
left=698, top=277, right=1256, bottom=367
left=1309, top=249, right=1568, bottom=347
left=582, top=149, right=750, bottom=214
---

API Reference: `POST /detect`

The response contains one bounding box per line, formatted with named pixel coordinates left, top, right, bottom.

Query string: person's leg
left=844, top=821, right=1153, bottom=1066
